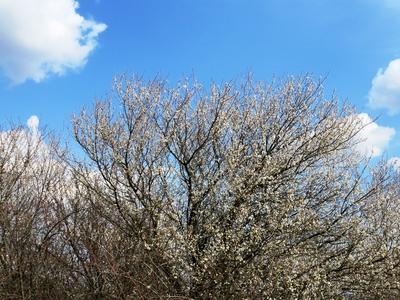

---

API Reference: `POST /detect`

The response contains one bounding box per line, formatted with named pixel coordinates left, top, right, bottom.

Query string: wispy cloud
left=0, top=0, right=106, bottom=84
left=382, top=0, right=400, bottom=10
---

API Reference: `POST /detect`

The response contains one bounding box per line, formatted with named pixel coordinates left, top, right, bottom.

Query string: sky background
left=1, top=0, right=400, bottom=161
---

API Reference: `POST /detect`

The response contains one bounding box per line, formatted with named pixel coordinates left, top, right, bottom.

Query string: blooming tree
left=71, top=76, right=400, bottom=298
left=1, top=76, right=399, bottom=298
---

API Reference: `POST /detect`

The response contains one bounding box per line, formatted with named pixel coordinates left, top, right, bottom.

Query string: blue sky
left=1, top=0, right=400, bottom=161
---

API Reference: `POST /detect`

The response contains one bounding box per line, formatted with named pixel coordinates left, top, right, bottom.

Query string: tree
left=0, top=75, right=398, bottom=298
left=71, top=75, right=400, bottom=298
left=0, top=126, right=72, bottom=298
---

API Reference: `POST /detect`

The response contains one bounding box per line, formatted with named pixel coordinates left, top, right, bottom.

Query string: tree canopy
left=1, top=76, right=399, bottom=299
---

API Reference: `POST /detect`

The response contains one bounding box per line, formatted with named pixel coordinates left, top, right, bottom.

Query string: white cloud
left=27, top=115, right=39, bottom=131
left=0, top=0, right=106, bottom=84
left=355, top=113, right=395, bottom=157
left=368, top=59, right=400, bottom=115
left=388, top=157, right=400, bottom=171
left=0, top=116, right=47, bottom=169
